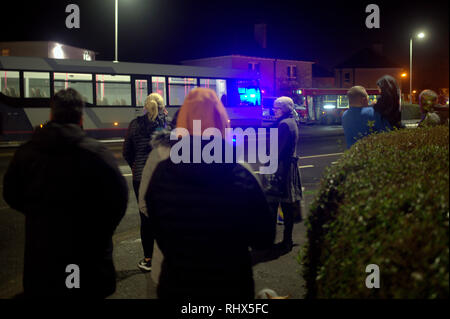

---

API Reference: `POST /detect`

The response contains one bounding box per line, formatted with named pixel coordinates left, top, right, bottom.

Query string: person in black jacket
left=267, top=96, right=303, bottom=253
left=123, top=92, right=164, bottom=271
left=146, top=88, right=275, bottom=299
left=373, top=75, right=403, bottom=129
left=2, top=88, right=128, bottom=298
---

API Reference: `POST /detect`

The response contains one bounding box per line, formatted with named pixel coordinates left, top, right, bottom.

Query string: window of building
left=95, top=74, right=131, bottom=106
left=287, top=65, right=297, bottom=78
left=200, top=79, right=227, bottom=103
left=248, top=62, right=261, bottom=72
left=1, top=49, right=10, bottom=56
left=24, top=72, right=50, bottom=98
left=0, top=71, right=20, bottom=97
left=152, top=77, right=167, bottom=105
left=168, top=77, right=197, bottom=106
left=344, top=72, right=350, bottom=82
left=54, top=73, right=93, bottom=103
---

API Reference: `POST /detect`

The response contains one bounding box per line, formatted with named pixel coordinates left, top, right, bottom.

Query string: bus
left=292, top=88, right=380, bottom=125
left=0, top=56, right=262, bottom=141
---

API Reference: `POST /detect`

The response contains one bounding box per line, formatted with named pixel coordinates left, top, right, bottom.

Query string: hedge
left=299, top=125, right=449, bottom=298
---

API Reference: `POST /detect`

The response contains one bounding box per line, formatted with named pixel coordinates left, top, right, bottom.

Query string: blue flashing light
left=238, top=87, right=261, bottom=106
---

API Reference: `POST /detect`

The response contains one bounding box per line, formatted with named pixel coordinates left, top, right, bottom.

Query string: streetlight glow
left=417, top=32, right=425, bottom=39
left=401, top=73, right=407, bottom=78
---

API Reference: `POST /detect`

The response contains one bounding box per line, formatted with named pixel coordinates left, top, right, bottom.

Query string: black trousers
left=132, top=180, right=155, bottom=259
left=269, top=201, right=301, bottom=245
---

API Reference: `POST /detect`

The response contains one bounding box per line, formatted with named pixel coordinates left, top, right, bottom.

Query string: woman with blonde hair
left=144, top=88, right=275, bottom=299
left=123, top=92, right=164, bottom=271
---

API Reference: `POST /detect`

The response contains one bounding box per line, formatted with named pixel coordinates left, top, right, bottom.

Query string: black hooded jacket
left=123, top=115, right=163, bottom=181
left=373, top=75, right=403, bottom=129
left=3, top=122, right=128, bottom=298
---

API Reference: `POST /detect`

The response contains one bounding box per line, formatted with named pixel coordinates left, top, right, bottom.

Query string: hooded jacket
left=3, top=121, right=128, bottom=298
left=123, top=114, right=163, bottom=181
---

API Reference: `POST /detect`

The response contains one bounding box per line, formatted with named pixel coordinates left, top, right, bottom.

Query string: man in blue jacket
left=342, top=86, right=388, bottom=148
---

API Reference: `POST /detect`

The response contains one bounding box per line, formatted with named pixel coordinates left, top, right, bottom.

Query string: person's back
left=147, top=155, right=274, bottom=299
left=3, top=89, right=128, bottom=298
left=342, top=86, right=390, bottom=148
left=145, top=88, right=274, bottom=299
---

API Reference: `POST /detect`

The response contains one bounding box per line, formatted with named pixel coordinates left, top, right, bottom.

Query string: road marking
left=122, top=174, right=132, bottom=177
left=299, top=165, right=314, bottom=168
left=299, top=152, right=343, bottom=160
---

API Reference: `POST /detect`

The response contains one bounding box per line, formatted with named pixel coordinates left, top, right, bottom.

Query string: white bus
left=0, top=56, right=262, bottom=141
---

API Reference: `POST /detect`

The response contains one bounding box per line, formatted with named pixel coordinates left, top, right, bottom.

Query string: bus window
left=24, top=72, right=50, bottom=98
left=95, top=74, right=131, bottom=106
left=152, top=77, right=167, bottom=105
left=54, top=73, right=93, bottom=103
left=200, top=79, right=227, bottom=102
left=135, top=79, right=148, bottom=107
left=168, top=77, right=197, bottom=106
left=1, top=71, right=20, bottom=97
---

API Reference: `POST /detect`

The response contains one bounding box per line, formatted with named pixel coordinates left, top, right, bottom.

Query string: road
left=0, top=125, right=346, bottom=299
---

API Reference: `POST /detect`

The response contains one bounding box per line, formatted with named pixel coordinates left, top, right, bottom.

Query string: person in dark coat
left=2, top=88, right=128, bottom=298
left=373, top=75, right=402, bottom=129
left=123, top=92, right=164, bottom=271
left=145, top=88, right=275, bottom=299
left=266, top=96, right=303, bottom=253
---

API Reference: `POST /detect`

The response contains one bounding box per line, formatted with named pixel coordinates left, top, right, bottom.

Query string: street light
left=114, top=0, right=119, bottom=63
left=401, top=73, right=407, bottom=78
left=409, top=32, right=426, bottom=103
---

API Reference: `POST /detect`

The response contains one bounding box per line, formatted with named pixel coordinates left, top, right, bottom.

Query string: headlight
left=323, top=104, right=336, bottom=109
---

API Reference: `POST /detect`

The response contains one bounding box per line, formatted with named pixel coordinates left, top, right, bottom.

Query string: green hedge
left=299, top=125, right=449, bottom=298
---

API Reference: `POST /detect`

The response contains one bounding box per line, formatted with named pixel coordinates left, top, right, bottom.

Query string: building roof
left=335, top=47, right=401, bottom=69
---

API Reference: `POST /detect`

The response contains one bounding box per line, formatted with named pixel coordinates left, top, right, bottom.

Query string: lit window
left=168, top=77, right=197, bottom=106
left=200, top=79, right=227, bottom=103
left=54, top=73, right=93, bottom=103
left=24, top=72, right=50, bottom=98
left=1, top=48, right=10, bottom=56
left=95, top=74, right=131, bottom=106
left=0, top=70, right=20, bottom=97
left=152, top=77, right=167, bottom=105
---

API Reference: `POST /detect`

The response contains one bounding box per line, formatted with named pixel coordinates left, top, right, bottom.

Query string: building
left=0, top=41, right=96, bottom=61
left=312, top=64, right=335, bottom=88
left=182, top=55, right=314, bottom=97
left=334, top=46, right=404, bottom=89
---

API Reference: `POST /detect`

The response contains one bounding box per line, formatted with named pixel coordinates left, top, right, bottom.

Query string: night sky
left=2, top=0, right=449, bottom=90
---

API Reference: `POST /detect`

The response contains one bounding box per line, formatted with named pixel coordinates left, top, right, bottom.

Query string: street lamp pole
left=409, top=37, right=413, bottom=103
left=114, top=0, right=119, bottom=63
